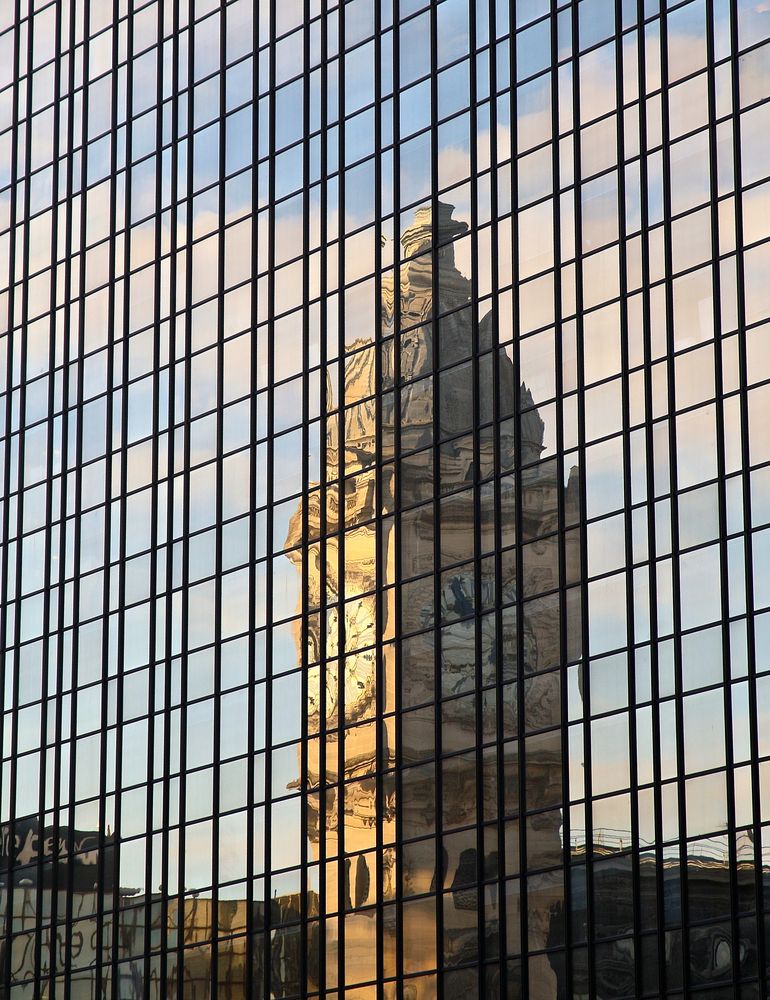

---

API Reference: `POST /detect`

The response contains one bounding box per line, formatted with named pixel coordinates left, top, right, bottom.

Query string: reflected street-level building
left=2, top=0, right=770, bottom=998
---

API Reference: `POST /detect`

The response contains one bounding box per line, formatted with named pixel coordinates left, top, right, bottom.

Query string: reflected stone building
left=282, top=203, right=581, bottom=998
left=2, top=1, right=769, bottom=997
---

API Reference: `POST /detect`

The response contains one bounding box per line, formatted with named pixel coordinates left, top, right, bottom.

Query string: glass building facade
left=1, top=0, right=770, bottom=996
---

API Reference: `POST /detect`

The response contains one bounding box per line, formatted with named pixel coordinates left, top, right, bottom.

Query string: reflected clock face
left=305, top=605, right=339, bottom=724
left=440, top=571, right=475, bottom=622
left=305, top=602, right=377, bottom=725
left=343, top=646, right=376, bottom=720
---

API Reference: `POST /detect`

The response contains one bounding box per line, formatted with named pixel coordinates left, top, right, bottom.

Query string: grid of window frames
left=1, top=0, right=770, bottom=996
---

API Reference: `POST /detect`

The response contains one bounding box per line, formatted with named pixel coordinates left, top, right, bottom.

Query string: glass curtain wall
left=0, top=0, right=769, bottom=997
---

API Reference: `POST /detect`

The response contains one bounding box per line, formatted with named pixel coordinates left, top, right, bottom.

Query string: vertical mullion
left=141, top=0, right=165, bottom=985
left=335, top=1, right=347, bottom=990
left=4, top=1, right=30, bottom=995
left=657, top=8, right=694, bottom=994
left=727, top=0, right=767, bottom=989
left=94, top=0, right=123, bottom=992
left=49, top=0, right=78, bottom=991
left=245, top=0, right=260, bottom=991
left=300, top=0, right=312, bottom=995
left=64, top=2, right=91, bottom=996
left=704, top=0, right=744, bottom=993
left=373, top=0, right=386, bottom=993
left=485, top=0, right=511, bottom=990
left=174, top=2, right=196, bottom=994
left=568, top=1, right=597, bottom=995
left=0, top=30, right=21, bottom=892
left=506, top=10, right=530, bottom=997
left=34, top=0, right=66, bottom=988
left=549, top=0, right=571, bottom=993
left=208, top=3, right=228, bottom=992
left=317, top=0, right=329, bottom=991
left=114, top=0, right=138, bottom=990
left=612, top=4, right=645, bottom=998
left=263, top=0, right=278, bottom=989
left=159, top=0, right=181, bottom=994
left=429, top=2, right=444, bottom=997
left=634, top=3, right=669, bottom=993
left=392, top=0, right=404, bottom=991
left=467, top=0, right=487, bottom=985
left=318, top=0, right=336, bottom=994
